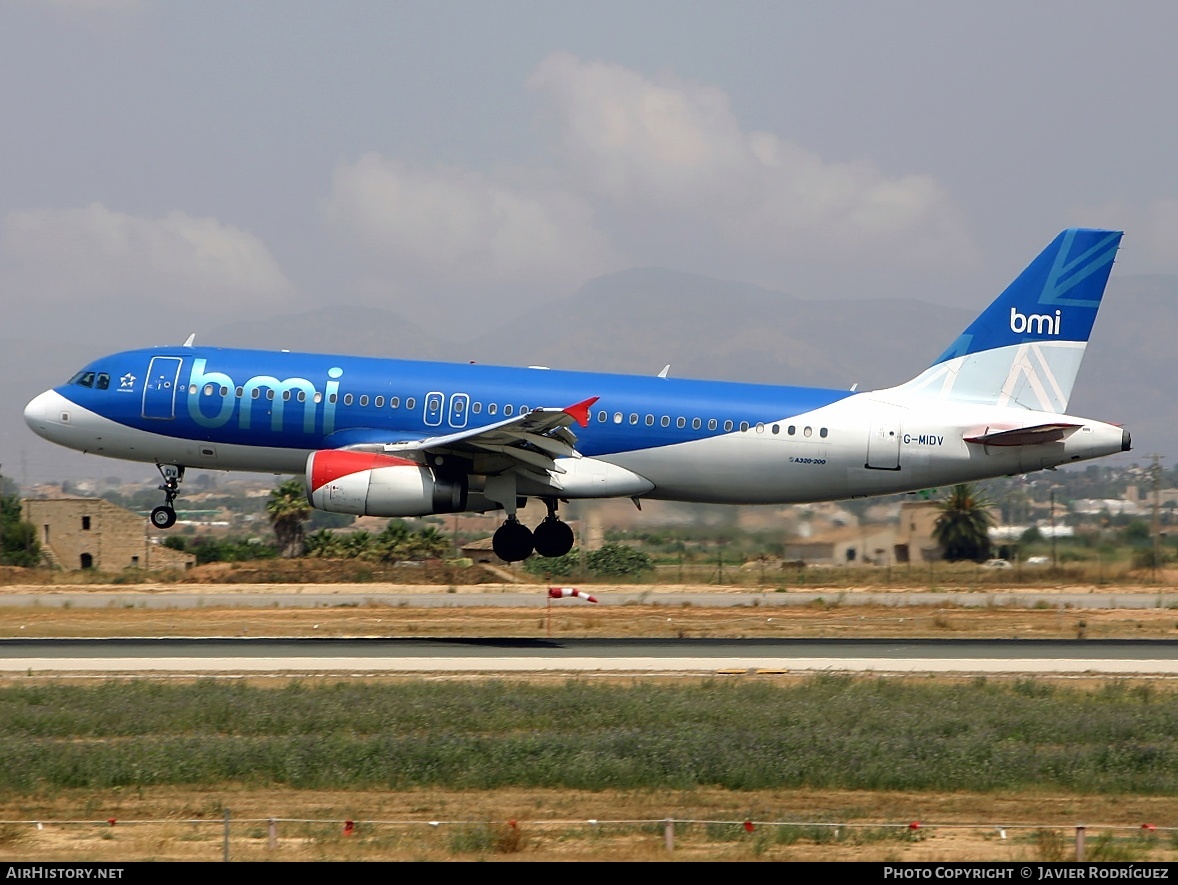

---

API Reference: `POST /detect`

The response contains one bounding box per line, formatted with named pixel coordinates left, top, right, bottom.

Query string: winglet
left=562, top=396, right=599, bottom=428
left=182, top=333, right=196, bottom=347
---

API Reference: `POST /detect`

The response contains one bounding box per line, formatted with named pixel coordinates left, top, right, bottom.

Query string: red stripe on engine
left=310, top=450, right=418, bottom=492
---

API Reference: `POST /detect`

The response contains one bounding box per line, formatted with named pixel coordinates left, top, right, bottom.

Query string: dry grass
left=1, top=786, right=1177, bottom=862
left=0, top=597, right=1176, bottom=640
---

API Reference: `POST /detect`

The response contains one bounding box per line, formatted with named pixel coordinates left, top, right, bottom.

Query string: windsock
left=548, top=587, right=598, bottom=603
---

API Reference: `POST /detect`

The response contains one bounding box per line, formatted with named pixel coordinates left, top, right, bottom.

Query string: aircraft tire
left=492, top=520, right=534, bottom=562
left=533, top=518, right=574, bottom=557
left=150, top=506, right=177, bottom=530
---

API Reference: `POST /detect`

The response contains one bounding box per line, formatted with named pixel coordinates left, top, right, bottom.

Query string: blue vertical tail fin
left=893, top=228, right=1122, bottom=411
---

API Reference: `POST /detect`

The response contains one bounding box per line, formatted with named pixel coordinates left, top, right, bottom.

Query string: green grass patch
left=0, top=676, right=1177, bottom=794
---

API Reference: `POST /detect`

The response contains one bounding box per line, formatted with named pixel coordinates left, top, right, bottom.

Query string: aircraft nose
left=24, top=390, right=65, bottom=438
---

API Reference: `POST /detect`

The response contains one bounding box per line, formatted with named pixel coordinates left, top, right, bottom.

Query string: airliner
left=25, top=228, right=1130, bottom=562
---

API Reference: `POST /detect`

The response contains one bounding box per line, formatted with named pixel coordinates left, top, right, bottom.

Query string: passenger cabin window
left=359, top=395, right=369, bottom=407
left=343, top=394, right=353, bottom=406
left=504, top=405, right=514, bottom=417
left=406, top=397, right=416, bottom=410
left=390, top=396, right=400, bottom=409
left=375, top=396, right=384, bottom=407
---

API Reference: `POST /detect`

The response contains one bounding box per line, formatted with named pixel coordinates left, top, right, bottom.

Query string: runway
left=4, top=637, right=1178, bottom=675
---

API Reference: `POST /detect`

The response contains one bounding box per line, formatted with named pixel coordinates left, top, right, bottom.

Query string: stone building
left=21, top=498, right=195, bottom=572
left=783, top=524, right=899, bottom=566
left=893, top=501, right=945, bottom=564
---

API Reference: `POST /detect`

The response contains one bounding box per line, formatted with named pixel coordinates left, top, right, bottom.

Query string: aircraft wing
left=344, top=396, right=599, bottom=481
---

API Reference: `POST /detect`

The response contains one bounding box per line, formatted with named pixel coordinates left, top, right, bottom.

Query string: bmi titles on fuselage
left=187, top=358, right=343, bottom=434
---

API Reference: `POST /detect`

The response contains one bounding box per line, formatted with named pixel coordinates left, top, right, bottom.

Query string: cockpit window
left=71, top=372, right=96, bottom=388
left=96, top=373, right=110, bottom=390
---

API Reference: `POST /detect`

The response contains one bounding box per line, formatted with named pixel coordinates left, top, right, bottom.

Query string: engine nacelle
left=306, top=450, right=467, bottom=517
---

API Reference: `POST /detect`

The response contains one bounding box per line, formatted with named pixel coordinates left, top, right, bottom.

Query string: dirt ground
left=1, top=579, right=1177, bottom=640
left=0, top=785, right=1176, bottom=862
left=1, top=579, right=1177, bottom=862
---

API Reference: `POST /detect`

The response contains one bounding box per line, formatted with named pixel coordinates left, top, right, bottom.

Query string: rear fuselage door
left=866, top=421, right=902, bottom=470
left=142, top=357, right=183, bottom=420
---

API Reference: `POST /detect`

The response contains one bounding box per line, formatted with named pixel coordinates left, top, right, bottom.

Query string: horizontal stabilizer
left=964, top=422, right=1080, bottom=447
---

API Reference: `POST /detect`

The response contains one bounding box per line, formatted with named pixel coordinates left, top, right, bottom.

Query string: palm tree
left=266, top=478, right=311, bottom=558
left=933, top=483, right=996, bottom=562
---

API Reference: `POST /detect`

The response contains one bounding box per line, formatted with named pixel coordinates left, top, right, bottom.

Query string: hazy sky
left=2, top=1, right=1175, bottom=482
left=4, top=1, right=1177, bottom=338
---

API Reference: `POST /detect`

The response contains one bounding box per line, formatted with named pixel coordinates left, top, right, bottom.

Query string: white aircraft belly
left=30, top=394, right=309, bottom=474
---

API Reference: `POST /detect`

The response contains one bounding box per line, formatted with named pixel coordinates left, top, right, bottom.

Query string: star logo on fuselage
left=120, top=373, right=136, bottom=390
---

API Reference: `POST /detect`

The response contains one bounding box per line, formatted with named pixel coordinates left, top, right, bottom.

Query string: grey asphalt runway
left=4, top=637, right=1178, bottom=675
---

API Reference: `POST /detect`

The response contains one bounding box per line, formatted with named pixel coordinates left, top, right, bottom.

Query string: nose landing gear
left=149, top=464, right=185, bottom=530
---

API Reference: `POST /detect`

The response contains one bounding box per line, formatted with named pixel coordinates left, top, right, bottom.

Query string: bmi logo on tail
left=1009, top=307, right=1062, bottom=335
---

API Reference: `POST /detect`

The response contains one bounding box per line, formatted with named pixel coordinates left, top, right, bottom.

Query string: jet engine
left=306, top=450, right=467, bottom=517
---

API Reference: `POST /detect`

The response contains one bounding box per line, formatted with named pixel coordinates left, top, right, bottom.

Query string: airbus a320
left=25, top=228, right=1130, bottom=561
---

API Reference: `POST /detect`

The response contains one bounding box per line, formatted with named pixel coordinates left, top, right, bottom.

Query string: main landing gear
left=491, top=498, right=575, bottom=563
left=149, top=464, right=185, bottom=530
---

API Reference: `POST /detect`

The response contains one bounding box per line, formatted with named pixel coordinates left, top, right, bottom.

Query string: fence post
left=223, top=807, right=230, bottom=862
left=664, top=818, right=674, bottom=852
left=268, top=817, right=277, bottom=850
left=1075, top=825, right=1086, bottom=862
